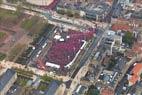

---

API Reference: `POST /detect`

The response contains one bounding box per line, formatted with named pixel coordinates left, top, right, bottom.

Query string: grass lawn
left=8, top=44, right=26, bottom=61
left=0, top=32, right=6, bottom=39
left=16, top=75, right=29, bottom=87
left=21, top=17, right=38, bottom=30
left=18, top=78, right=28, bottom=86
left=14, top=67, right=34, bottom=77
left=0, top=8, right=18, bottom=21
left=21, top=16, right=48, bottom=37
left=0, top=52, right=6, bottom=61
left=0, top=8, right=17, bottom=18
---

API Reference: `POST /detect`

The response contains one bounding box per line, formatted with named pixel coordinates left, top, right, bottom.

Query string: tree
left=41, top=74, right=53, bottom=82
left=66, top=10, right=74, bottom=17
left=122, top=32, right=134, bottom=47
left=57, top=9, right=65, bottom=15
left=0, top=53, right=6, bottom=61
left=107, top=57, right=117, bottom=70
left=86, top=85, right=100, bottom=95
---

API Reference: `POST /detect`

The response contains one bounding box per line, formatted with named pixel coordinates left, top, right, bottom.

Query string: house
left=111, top=24, right=132, bottom=32
left=132, top=43, right=142, bottom=54
left=0, top=69, right=17, bottom=95
left=111, top=18, right=140, bottom=31
left=128, top=63, right=142, bottom=86
left=100, top=87, right=114, bottom=95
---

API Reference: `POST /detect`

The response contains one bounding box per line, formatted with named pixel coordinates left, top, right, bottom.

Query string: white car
left=37, top=50, right=41, bottom=55
left=42, top=43, right=47, bottom=48
left=32, top=46, right=35, bottom=50
left=36, top=50, right=42, bottom=57
left=36, top=54, right=39, bottom=58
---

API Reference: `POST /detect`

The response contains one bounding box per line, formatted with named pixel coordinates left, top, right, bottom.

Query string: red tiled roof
left=129, top=63, right=142, bottom=85
left=132, top=43, right=142, bottom=54
left=126, top=43, right=142, bottom=59
left=111, top=24, right=131, bottom=31
left=129, top=75, right=139, bottom=85
left=132, top=63, right=142, bottom=75
left=101, top=87, right=114, bottom=95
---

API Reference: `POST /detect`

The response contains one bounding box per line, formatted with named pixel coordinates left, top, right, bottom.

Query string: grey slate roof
left=0, top=69, right=16, bottom=91
left=45, top=81, right=59, bottom=95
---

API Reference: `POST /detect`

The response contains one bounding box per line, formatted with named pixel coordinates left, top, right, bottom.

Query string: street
left=71, top=28, right=106, bottom=78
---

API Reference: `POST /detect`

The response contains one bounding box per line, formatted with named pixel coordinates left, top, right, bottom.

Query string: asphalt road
left=114, top=54, right=142, bottom=90
left=43, top=12, right=87, bottom=30
left=71, top=29, right=105, bottom=78
left=104, top=0, right=118, bottom=23
left=26, top=26, right=56, bottom=65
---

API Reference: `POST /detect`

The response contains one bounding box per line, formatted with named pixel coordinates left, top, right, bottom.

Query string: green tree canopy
left=122, top=32, right=134, bottom=47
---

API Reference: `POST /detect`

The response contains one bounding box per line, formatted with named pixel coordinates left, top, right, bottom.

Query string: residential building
left=111, top=23, right=132, bottom=32
left=118, top=0, right=131, bottom=5
left=128, top=63, right=142, bottom=86
left=111, top=19, right=139, bottom=30
left=103, top=30, right=122, bottom=55
left=0, top=69, right=17, bottom=95
left=56, top=0, right=110, bottom=20
left=100, top=87, right=114, bottom=95
left=44, top=81, right=60, bottom=95
left=132, top=43, right=142, bottom=54
left=73, top=85, right=88, bottom=95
